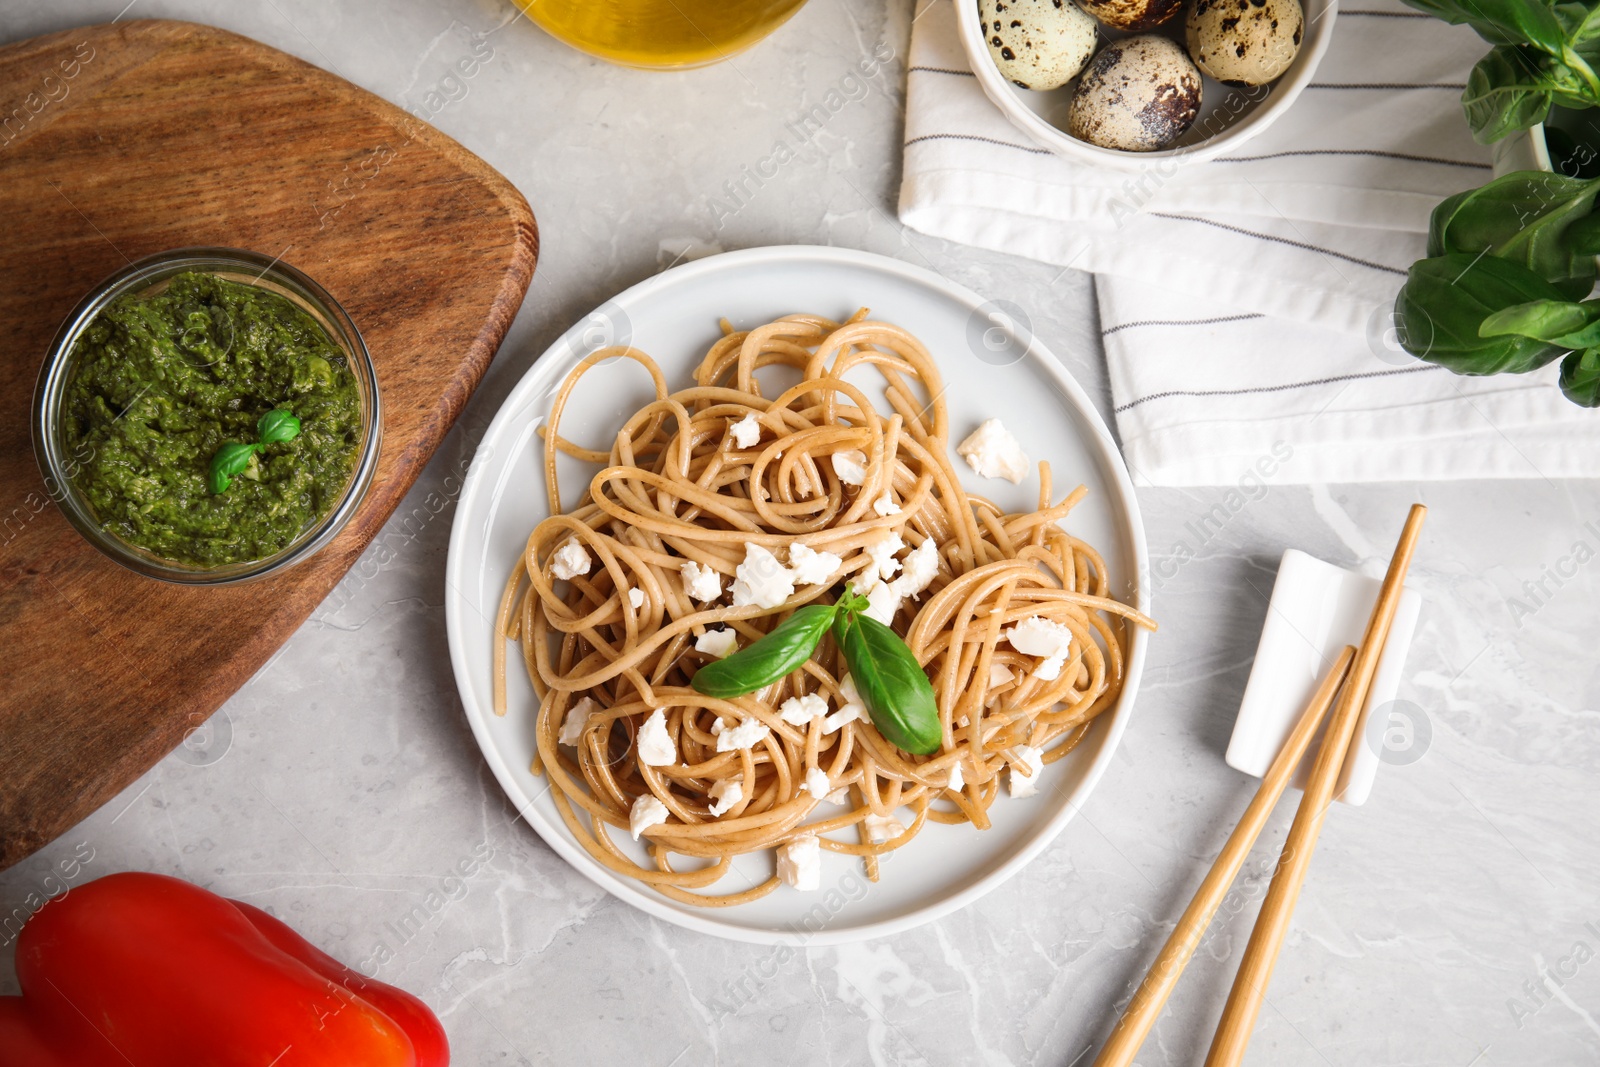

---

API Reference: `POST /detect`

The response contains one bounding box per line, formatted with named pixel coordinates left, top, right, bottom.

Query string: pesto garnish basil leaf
left=690, top=604, right=838, bottom=699
left=210, top=409, right=301, bottom=494
left=833, top=609, right=942, bottom=756
left=258, top=409, right=302, bottom=446
left=207, top=443, right=260, bottom=495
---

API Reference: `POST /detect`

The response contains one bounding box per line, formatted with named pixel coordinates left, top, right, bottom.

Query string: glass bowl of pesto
left=33, top=248, right=381, bottom=584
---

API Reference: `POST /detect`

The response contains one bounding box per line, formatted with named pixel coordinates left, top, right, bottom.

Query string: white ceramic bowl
left=955, top=0, right=1337, bottom=171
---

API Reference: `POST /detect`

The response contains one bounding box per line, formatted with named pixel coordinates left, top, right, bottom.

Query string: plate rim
left=444, top=244, right=1150, bottom=945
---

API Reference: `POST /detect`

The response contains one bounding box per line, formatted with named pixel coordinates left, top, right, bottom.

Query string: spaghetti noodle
left=493, top=311, right=1155, bottom=906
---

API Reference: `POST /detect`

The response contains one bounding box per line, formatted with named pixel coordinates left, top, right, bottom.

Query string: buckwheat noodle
left=493, top=311, right=1155, bottom=906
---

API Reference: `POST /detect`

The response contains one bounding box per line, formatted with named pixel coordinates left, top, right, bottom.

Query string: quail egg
left=980, top=0, right=1100, bottom=91
left=1067, top=36, right=1202, bottom=151
left=1075, top=0, right=1184, bottom=32
left=1186, top=0, right=1304, bottom=85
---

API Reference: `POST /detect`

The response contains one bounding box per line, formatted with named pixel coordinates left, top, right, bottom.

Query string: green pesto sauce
left=64, top=271, right=361, bottom=566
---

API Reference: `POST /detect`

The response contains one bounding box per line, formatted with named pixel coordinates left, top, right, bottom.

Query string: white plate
left=444, top=245, right=1150, bottom=944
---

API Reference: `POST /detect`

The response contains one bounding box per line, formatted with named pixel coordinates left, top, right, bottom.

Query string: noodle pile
left=494, top=311, right=1155, bottom=906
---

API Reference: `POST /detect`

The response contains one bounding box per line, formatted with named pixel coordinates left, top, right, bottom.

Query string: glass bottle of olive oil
left=518, top=0, right=809, bottom=69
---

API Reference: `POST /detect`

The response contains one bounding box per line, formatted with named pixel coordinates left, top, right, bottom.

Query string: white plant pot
left=1491, top=125, right=1552, bottom=177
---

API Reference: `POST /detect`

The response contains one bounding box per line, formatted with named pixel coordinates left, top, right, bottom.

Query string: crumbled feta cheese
left=862, top=581, right=901, bottom=626
left=788, top=542, right=841, bottom=585
left=636, top=709, right=676, bottom=766
left=840, top=673, right=862, bottom=706
left=890, top=538, right=939, bottom=599
left=822, top=700, right=866, bottom=735
left=957, top=419, right=1030, bottom=484
left=1005, top=616, right=1073, bottom=681
left=680, top=560, right=723, bottom=603
left=629, top=794, right=669, bottom=839
left=1009, top=745, right=1044, bottom=798
left=831, top=449, right=868, bottom=485
left=558, top=696, right=600, bottom=747
left=731, top=542, right=795, bottom=609
left=946, top=761, right=965, bottom=792
left=627, top=587, right=645, bottom=609
left=779, top=693, right=829, bottom=726
left=730, top=412, right=762, bottom=448
left=804, top=767, right=831, bottom=800
left=831, top=672, right=870, bottom=730
left=863, top=812, right=906, bottom=844
left=777, top=834, right=821, bottom=890
left=825, top=786, right=851, bottom=805
left=873, top=492, right=901, bottom=517
left=1005, top=616, right=1072, bottom=657
left=708, top=779, right=742, bottom=816
left=695, top=627, right=739, bottom=659
left=861, top=533, right=904, bottom=585
left=550, top=539, right=591, bottom=580
left=715, top=716, right=771, bottom=752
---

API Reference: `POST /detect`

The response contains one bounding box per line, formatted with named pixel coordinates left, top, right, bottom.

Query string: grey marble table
left=4, top=1, right=1598, bottom=1064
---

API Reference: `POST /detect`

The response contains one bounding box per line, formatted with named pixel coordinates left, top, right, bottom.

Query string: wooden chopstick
left=1204, top=503, right=1428, bottom=1067
left=1090, top=645, right=1355, bottom=1067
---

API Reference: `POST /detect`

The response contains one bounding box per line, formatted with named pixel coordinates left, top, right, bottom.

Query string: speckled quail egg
left=1067, top=36, right=1202, bottom=151
left=980, top=0, right=1100, bottom=91
left=1186, top=0, right=1304, bottom=85
left=1075, top=0, right=1183, bottom=33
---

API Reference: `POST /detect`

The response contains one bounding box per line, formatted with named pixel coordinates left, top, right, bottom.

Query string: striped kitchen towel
left=899, top=0, right=1600, bottom=485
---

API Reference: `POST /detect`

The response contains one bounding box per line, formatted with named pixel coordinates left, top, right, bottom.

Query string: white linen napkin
left=899, top=0, right=1600, bottom=485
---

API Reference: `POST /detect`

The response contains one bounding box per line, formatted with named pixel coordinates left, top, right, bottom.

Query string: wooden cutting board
left=0, top=20, right=538, bottom=868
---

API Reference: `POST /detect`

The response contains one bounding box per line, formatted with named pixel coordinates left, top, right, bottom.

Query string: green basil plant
left=1402, top=0, right=1600, bottom=144
left=1395, top=171, right=1600, bottom=406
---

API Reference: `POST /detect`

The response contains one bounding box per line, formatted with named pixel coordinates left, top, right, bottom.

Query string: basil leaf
left=690, top=604, right=838, bottom=699
left=1395, top=254, right=1570, bottom=375
left=1427, top=170, right=1600, bottom=295
left=258, top=409, right=302, bottom=445
left=1402, top=0, right=1567, bottom=51
left=1404, top=0, right=1600, bottom=144
left=1463, top=47, right=1558, bottom=144
left=1539, top=317, right=1600, bottom=347
left=833, top=610, right=941, bottom=756
left=1425, top=188, right=1476, bottom=260
left=1465, top=39, right=1600, bottom=143
left=1556, top=1, right=1600, bottom=43
left=1564, top=211, right=1600, bottom=254
left=207, top=442, right=260, bottom=494
left=1560, top=347, right=1600, bottom=405
left=1479, top=297, right=1596, bottom=340
left=1496, top=301, right=1600, bottom=347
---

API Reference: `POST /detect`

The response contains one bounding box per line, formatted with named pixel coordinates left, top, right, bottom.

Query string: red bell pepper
left=0, top=871, right=448, bottom=1066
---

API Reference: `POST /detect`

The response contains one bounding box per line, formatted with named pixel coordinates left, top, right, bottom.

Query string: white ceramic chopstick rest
left=1226, top=549, right=1423, bottom=806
